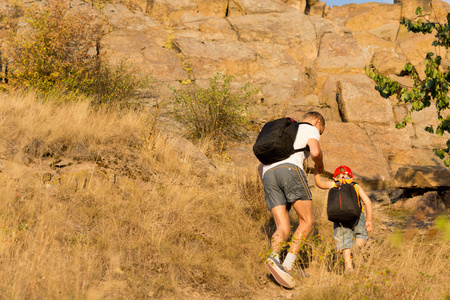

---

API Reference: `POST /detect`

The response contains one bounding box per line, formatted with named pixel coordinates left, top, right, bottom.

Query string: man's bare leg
left=270, top=205, right=291, bottom=254
left=282, top=200, right=314, bottom=271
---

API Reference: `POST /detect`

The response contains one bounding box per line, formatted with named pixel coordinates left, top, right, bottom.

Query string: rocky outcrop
left=394, top=166, right=450, bottom=189
left=1, top=0, right=450, bottom=192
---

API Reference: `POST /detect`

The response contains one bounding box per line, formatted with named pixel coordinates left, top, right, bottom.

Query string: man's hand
left=315, top=163, right=324, bottom=174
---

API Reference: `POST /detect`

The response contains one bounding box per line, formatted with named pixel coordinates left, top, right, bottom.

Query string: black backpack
left=252, top=117, right=311, bottom=165
left=327, top=182, right=362, bottom=225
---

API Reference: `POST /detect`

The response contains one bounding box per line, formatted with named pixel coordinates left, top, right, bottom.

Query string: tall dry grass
left=0, top=91, right=448, bottom=299
left=0, top=91, right=269, bottom=299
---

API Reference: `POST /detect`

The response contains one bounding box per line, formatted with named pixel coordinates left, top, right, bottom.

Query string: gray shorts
left=333, top=212, right=368, bottom=251
left=262, top=163, right=312, bottom=211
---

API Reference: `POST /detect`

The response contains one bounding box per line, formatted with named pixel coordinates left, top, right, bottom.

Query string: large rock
left=336, top=75, right=394, bottom=126
left=396, top=26, right=436, bottom=80
left=393, top=165, right=450, bottom=189
left=103, top=4, right=160, bottom=30
left=283, top=0, right=306, bottom=13
left=227, top=0, right=291, bottom=16
left=317, top=75, right=349, bottom=122
left=410, top=148, right=449, bottom=168
left=361, top=123, right=413, bottom=175
left=371, top=50, right=409, bottom=76
left=352, top=32, right=396, bottom=64
left=179, top=13, right=239, bottom=41
left=409, top=105, right=450, bottom=149
left=343, top=3, right=401, bottom=41
left=397, top=0, right=448, bottom=22
left=172, top=36, right=258, bottom=79
left=245, top=42, right=311, bottom=102
left=309, top=1, right=327, bottom=17
left=320, top=121, right=391, bottom=189
left=227, top=11, right=318, bottom=61
left=196, top=0, right=229, bottom=17
left=315, top=31, right=365, bottom=72
left=100, top=30, right=188, bottom=82
left=326, top=2, right=401, bottom=38
left=392, top=191, right=447, bottom=215
left=146, top=0, right=197, bottom=25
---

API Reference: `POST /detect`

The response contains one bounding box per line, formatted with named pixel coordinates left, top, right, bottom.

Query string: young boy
left=314, top=165, right=373, bottom=274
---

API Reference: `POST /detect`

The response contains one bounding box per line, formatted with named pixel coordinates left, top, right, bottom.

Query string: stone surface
left=100, top=30, right=188, bottom=82
left=227, top=0, right=291, bottom=16
left=146, top=0, right=198, bottom=26
left=336, top=75, right=394, bottom=126
left=179, top=13, right=238, bottom=41
left=172, top=36, right=258, bottom=80
left=352, top=32, right=396, bottom=64
left=371, top=51, right=408, bottom=76
left=393, top=165, right=450, bottom=189
left=320, top=121, right=391, bottom=189
left=315, top=32, right=365, bottom=72
left=70, top=0, right=450, bottom=191
left=362, top=123, right=413, bottom=175
left=392, top=191, right=447, bottom=215
left=227, top=11, right=317, bottom=62
left=283, top=0, right=306, bottom=13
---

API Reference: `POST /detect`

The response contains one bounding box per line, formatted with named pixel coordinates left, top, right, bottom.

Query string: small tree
left=3, top=0, right=148, bottom=107
left=366, top=7, right=450, bottom=167
left=172, top=73, right=258, bottom=150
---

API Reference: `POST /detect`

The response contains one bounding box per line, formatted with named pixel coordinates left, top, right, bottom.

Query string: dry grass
left=0, top=91, right=448, bottom=299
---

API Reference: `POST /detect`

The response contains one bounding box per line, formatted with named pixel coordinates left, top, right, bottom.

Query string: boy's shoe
left=265, top=257, right=296, bottom=288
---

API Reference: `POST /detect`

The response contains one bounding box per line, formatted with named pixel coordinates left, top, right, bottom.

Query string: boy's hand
left=366, top=221, right=373, bottom=233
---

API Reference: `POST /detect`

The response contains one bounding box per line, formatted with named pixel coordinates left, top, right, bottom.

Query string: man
left=258, top=111, right=325, bottom=289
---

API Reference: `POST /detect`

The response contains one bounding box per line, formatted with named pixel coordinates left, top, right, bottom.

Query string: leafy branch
left=365, top=6, right=450, bottom=167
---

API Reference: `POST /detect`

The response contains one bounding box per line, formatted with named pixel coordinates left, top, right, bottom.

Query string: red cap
left=334, top=165, right=353, bottom=178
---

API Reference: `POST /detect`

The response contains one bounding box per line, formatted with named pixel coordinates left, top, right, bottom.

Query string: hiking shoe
left=265, top=257, right=296, bottom=288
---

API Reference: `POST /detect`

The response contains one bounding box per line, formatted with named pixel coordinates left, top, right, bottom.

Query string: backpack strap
left=351, top=182, right=361, bottom=207
left=293, top=122, right=313, bottom=153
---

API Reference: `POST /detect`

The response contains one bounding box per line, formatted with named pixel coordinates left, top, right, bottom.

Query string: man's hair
left=302, top=111, right=325, bottom=126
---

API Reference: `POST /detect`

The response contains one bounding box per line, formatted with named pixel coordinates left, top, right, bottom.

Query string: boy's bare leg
left=343, top=248, right=353, bottom=270
left=355, top=238, right=366, bottom=248
left=270, top=205, right=291, bottom=253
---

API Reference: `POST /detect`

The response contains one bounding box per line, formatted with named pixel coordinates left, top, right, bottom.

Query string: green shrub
left=3, top=0, right=148, bottom=107
left=172, top=73, right=257, bottom=147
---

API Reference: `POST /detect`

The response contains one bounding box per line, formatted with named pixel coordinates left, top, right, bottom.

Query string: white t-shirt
left=262, top=123, right=320, bottom=176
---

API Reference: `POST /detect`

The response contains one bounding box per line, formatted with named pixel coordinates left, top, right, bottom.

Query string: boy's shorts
left=262, top=163, right=312, bottom=211
left=333, top=212, right=368, bottom=251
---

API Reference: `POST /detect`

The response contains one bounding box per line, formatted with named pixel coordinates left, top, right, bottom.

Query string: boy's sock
left=282, top=252, right=297, bottom=271
left=268, top=251, right=280, bottom=263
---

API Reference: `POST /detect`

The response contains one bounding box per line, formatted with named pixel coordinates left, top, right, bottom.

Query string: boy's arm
left=358, top=185, right=373, bottom=232
left=314, top=169, right=334, bottom=190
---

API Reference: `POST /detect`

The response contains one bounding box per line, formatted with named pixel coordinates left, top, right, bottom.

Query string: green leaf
left=445, top=158, right=450, bottom=167
left=415, top=6, right=424, bottom=16
left=434, top=148, right=446, bottom=159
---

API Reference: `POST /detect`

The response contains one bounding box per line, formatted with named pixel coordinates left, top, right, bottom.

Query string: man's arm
left=308, top=138, right=324, bottom=173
